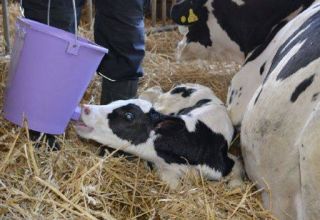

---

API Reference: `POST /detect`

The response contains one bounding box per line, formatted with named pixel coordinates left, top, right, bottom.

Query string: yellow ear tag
left=180, top=16, right=187, bottom=23
left=188, top=9, right=199, bottom=23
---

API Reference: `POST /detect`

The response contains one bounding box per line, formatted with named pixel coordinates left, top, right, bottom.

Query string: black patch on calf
left=170, top=87, right=196, bottom=97
left=312, top=92, right=320, bottom=101
left=177, top=99, right=211, bottom=115
left=154, top=119, right=234, bottom=176
left=260, top=62, right=266, bottom=75
left=291, top=74, right=315, bottom=102
left=265, top=11, right=320, bottom=82
left=108, top=104, right=154, bottom=145
left=155, top=117, right=185, bottom=136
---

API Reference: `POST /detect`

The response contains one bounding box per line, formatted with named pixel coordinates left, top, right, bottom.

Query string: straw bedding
left=0, top=3, right=275, bottom=219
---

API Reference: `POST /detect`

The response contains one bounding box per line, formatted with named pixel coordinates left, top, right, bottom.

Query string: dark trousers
left=94, top=0, right=145, bottom=81
left=22, top=0, right=85, bottom=33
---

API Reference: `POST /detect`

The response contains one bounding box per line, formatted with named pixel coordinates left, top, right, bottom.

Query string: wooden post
left=162, top=0, right=167, bottom=25
left=88, top=0, right=93, bottom=31
left=2, top=0, right=11, bottom=55
left=171, top=0, right=177, bottom=8
left=151, top=0, right=157, bottom=26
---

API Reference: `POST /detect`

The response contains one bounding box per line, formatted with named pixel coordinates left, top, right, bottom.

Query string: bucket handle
left=19, top=0, right=79, bottom=47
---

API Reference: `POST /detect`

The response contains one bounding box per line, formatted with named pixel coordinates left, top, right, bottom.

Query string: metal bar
left=151, top=0, right=157, bottom=26
left=146, top=24, right=178, bottom=36
left=162, top=0, right=166, bottom=25
left=2, top=0, right=11, bottom=55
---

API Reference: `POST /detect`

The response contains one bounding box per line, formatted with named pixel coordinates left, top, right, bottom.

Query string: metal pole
left=2, top=0, right=11, bottom=55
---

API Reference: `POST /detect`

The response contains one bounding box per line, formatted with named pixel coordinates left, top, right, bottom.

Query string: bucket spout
left=71, top=106, right=82, bottom=121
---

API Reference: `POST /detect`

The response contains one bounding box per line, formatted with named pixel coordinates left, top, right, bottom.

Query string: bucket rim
left=17, top=17, right=108, bottom=54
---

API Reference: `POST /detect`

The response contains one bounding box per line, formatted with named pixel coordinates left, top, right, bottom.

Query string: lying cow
left=76, top=84, right=242, bottom=188
left=171, top=0, right=320, bottom=219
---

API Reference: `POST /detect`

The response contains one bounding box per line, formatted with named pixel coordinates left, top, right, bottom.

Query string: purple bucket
left=3, top=17, right=108, bottom=134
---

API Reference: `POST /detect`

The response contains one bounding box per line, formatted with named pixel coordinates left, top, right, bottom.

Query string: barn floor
left=0, top=3, right=276, bottom=220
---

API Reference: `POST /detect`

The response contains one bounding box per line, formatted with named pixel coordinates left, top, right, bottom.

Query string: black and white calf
left=171, top=0, right=313, bottom=63
left=171, top=0, right=320, bottom=219
left=76, top=84, right=242, bottom=188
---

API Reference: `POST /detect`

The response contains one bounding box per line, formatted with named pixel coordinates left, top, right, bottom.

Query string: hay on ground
left=0, top=3, right=275, bottom=220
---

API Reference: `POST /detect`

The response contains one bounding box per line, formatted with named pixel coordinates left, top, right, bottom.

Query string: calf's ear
left=155, top=118, right=185, bottom=136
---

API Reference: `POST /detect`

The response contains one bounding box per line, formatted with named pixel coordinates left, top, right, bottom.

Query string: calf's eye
left=125, top=112, right=135, bottom=121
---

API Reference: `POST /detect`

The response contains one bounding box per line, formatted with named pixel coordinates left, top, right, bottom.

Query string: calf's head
left=171, top=0, right=207, bottom=26
left=171, top=0, right=245, bottom=63
left=75, top=100, right=155, bottom=148
left=74, top=99, right=184, bottom=160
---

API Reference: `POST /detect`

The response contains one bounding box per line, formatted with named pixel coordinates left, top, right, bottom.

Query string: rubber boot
left=99, top=78, right=139, bottom=159
left=100, top=78, right=139, bottom=105
left=29, top=130, right=60, bottom=151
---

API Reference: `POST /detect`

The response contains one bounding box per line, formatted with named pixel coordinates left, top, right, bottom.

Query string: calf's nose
left=83, top=106, right=91, bottom=115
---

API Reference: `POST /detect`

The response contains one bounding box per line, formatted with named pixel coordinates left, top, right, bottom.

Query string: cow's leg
left=241, top=94, right=304, bottom=219
left=226, top=154, right=244, bottom=188
left=241, top=125, right=301, bottom=219
left=157, top=165, right=183, bottom=189
left=138, top=86, right=163, bottom=104
left=240, top=60, right=320, bottom=218
left=295, top=101, right=320, bottom=219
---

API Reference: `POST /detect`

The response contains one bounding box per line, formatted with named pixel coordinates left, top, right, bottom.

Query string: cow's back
left=228, top=0, right=320, bottom=126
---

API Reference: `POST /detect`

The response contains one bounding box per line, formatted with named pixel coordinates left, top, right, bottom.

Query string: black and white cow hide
left=171, top=0, right=314, bottom=63
left=241, top=4, right=320, bottom=219
left=171, top=0, right=320, bottom=219
left=76, top=84, right=243, bottom=189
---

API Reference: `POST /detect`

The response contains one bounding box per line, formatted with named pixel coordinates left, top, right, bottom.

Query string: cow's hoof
left=46, top=134, right=61, bottom=151
left=227, top=178, right=244, bottom=188
left=98, top=146, right=137, bottom=161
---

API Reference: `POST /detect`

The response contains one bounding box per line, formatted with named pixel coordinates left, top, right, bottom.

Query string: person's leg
left=22, top=0, right=85, bottom=150
left=100, top=79, right=139, bottom=105
left=94, top=0, right=145, bottom=158
left=23, top=0, right=84, bottom=33
left=94, top=0, right=146, bottom=105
